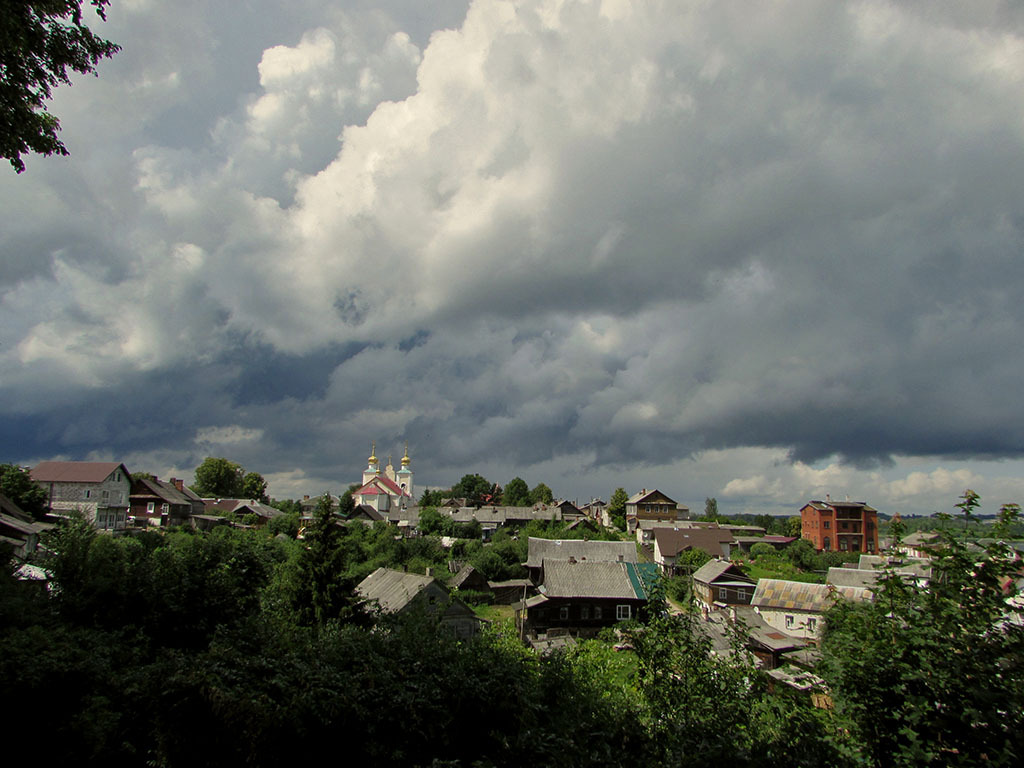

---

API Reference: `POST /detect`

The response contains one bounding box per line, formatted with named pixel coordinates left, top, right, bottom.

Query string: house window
left=616, top=605, right=631, bottom=621
left=85, top=490, right=91, bottom=499
left=559, top=606, right=569, bottom=620
left=102, top=490, right=109, bottom=501
left=823, top=520, right=830, bottom=529
left=594, top=606, right=602, bottom=620
left=807, top=618, right=817, bottom=633
left=162, top=503, right=169, bottom=513
left=785, top=615, right=794, bottom=629
left=840, top=539, right=848, bottom=551
left=581, top=606, right=590, bottom=620
left=823, top=537, right=830, bottom=551
left=147, top=502, right=155, bottom=512
left=718, top=588, right=728, bottom=601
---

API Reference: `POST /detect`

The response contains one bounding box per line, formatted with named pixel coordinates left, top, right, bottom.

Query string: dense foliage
left=191, top=456, right=268, bottom=501
left=819, top=491, right=1024, bottom=767
left=2, top=491, right=1020, bottom=766
left=0, top=462, right=48, bottom=518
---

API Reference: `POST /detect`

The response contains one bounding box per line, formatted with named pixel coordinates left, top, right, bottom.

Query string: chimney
left=171, top=478, right=184, bottom=491
left=826, top=493, right=832, bottom=503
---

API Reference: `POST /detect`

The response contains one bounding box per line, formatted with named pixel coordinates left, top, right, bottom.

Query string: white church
left=352, top=442, right=414, bottom=513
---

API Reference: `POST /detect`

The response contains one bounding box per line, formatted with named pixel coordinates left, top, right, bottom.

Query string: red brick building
left=800, top=498, right=878, bottom=554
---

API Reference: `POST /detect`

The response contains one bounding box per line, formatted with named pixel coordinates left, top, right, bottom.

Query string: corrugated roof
left=526, top=538, right=637, bottom=568
left=31, top=461, right=127, bottom=483
left=356, top=567, right=434, bottom=613
left=540, top=560, right=645, bottom=600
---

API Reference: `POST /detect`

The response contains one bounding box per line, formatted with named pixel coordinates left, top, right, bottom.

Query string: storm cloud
left=3, top=0, right=1024, bottom=515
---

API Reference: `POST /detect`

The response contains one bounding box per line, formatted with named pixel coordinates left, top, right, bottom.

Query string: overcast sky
left=3, top=0, right=1024, bottom=516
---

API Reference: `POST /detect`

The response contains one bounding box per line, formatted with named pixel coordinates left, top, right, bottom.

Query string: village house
left=356, top=567, right=483, bottom=638
left=0, top=493, right=49, bottom=559
left=30, top=461, right=132, bottom=530
left=652, top=527, right=735, bottom=573
left=524, top=537, right=637, bottom=583
left=625, top=488, right=688, bottom=523
left=692, top=559, right=757, bottom=606
left=517, top=537, right=652, bottom=642
left=516, top=558, right=652, bottom=641
left=202, top=498, right=284, bottom=527
left=751, top=578, right=872, bottom=640
left=129, top=476, right=203, bottom=527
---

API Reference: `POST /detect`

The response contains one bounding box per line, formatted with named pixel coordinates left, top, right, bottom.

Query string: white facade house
left=31, top=461, right=132, bottom=530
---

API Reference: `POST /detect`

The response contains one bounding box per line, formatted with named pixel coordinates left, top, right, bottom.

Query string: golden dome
left=401, top=442, right=411, bottom=466
left=368, top=441, right=377, bottom=465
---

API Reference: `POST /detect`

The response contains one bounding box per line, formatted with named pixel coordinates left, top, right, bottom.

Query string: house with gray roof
left=524, top=537, right=637, bottom=582
left=129, top=476, right=203, bottom=527
left=516, top=558, right=652, bottom=641
left=692, top=559, right=756, bottom=606
left=356, top=567, right=483, bottom=638
left=751, top=578, right=872, bottom=640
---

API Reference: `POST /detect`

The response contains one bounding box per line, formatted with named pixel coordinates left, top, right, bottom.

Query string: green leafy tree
left=339, top=483, right=358, bottom=517
left=529, top=482, right=554, bottom=505
left=192, top=457, right=245, bottom=498
left=702, top=497, right=719, bottom=520
left=451, top=473, right=493, bottom=504
left=0, top=463, right=48, bottom=519
left=269, top=498, right=302, bottom=516
left=301, top=493, right=363, bottom=627
left=820, top=490, right=1024, bottom=767
left=609, top=487, right=629, bottom=530
left=417, top=506, right=448, bottom=536
left=241, top=471, right=268, bottom=502
left=749, top=542, right=776, bottom=560
left=786, top=514, right=803, bottom=538
left=1, top=1, right=120, bottom=173
left=674, top=548, right=712, bottom=573
left=504, top=476, right=530, bottom=506
left=419, top=487, right=444, bottom=506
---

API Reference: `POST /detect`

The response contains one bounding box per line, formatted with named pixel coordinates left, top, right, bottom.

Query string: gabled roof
left=826, top=567, right=882, bottom=589
left=203, top=499, right=282, bottom=518
left=356, top=568, right=436, bottom=613
left=525, top=538, right=637, bottom=568
left=350, top=504, right=384, bottom=521
left=751, top=579, right=872, bottom=612
left=131, top=477, right=199, bottom=507
left=540, top=560, right=648, bottom=600
left=357, top=474, right=410, bottom=498
left=0, top=492, right=32, bottom=523
left=653, top=527, right=734, bottom=557
left=31, top=461, right=129, bottom=484
left=693, top=559, right=755, bottom=586
left=626, top=488, right=678, bottom=506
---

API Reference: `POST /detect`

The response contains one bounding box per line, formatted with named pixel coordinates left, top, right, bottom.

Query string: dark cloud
left=2, top=1, right=1024, bottom=514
